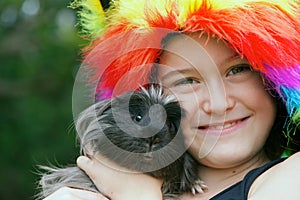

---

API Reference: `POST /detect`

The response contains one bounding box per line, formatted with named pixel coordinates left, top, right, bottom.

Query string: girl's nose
left=201, top=80, right=234, bottom=115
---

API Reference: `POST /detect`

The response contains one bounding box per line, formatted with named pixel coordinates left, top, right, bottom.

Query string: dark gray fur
left=38, top=86, right=206, bottom=199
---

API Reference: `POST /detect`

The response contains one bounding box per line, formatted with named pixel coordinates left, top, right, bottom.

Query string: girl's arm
left=249, top=152, right=300, bottom=200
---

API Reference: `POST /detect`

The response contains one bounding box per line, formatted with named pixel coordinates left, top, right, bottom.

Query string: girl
left=43, top=0, right=300, bottom=199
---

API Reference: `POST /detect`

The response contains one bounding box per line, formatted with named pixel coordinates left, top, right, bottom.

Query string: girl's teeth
left=211, top=121, right=237, bottom=129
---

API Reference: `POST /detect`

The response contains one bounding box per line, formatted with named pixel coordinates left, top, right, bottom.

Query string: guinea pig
left=38, top=85, right=207, bottom=199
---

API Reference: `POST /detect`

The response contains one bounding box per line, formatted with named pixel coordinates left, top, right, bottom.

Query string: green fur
left=69, top=0, right=107, bottom=38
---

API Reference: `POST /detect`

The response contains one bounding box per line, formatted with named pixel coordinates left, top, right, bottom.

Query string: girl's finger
left=43, top=186, right=108, bottom=200
left=76, top=155, right=116, bottom=198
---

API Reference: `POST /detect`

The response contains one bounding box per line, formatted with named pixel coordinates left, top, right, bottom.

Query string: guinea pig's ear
left=95, top=98, right=112, bottom=116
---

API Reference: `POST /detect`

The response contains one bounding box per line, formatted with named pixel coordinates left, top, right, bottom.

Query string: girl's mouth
left=197, top=117, right=249, bottom=133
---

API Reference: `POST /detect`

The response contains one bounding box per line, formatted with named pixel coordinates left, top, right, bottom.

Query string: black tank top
left=210, top=158, right=286, bottom=200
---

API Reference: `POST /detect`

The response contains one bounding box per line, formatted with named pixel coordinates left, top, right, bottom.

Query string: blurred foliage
left=0, top=0, right=87, bottom=199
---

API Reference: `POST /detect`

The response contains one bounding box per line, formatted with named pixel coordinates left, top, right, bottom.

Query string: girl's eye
left=227, top=64, right=252, bottom=76
left=174, top=77, right=199, bottom=86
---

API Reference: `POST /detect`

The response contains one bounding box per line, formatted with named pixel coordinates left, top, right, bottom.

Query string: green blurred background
left=0, top=0, right=87, bottom=199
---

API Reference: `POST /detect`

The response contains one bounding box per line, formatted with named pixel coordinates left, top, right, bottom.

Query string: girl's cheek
left=177, top=93, right=200, bottom=111
left=170, top=88, right=199, bottom=102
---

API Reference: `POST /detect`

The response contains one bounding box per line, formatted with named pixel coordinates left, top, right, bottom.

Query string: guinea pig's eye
left=134, top=114, right=143, bottom=122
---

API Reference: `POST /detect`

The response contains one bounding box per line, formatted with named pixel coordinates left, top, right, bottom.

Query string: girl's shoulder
left=248, top=152, right=300, bottom=200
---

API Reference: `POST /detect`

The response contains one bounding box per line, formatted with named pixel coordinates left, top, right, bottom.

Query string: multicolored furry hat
left=70, top=0, right=300, bottom=134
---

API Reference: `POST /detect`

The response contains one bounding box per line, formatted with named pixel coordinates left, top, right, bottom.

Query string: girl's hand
left=77, top=153, right=163, bottom=200
left=43, top=186, right=108, bottom=200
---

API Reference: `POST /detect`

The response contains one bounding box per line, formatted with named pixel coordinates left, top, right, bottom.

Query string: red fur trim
left=83, top=25, right=171, bottom=97
left=145, top=1, right=179, bottom=30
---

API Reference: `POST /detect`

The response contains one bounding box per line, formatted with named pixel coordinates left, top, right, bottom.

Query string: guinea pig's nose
left=144, top=152, right=154, bottom=161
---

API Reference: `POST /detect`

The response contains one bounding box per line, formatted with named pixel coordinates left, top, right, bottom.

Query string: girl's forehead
left=160, top=33, right=237, bottom=68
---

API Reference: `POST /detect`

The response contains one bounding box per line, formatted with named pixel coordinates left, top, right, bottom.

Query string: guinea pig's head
left=78, top=85, right=187, bottom=172
left=103, top=86, right=185, bottom=153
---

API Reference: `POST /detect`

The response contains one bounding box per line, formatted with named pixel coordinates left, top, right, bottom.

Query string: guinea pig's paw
left=191, top=179, right=208, bottom=195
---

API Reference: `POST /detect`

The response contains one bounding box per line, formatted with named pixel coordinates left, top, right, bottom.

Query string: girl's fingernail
left=77, top=156, right=90, bottom=165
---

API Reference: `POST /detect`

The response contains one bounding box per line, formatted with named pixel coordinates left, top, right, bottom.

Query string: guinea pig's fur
left=38, top=86, right=207, bottom=199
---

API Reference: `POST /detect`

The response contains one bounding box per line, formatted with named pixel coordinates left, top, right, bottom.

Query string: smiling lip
left=197, top=117, right=250, bottom=136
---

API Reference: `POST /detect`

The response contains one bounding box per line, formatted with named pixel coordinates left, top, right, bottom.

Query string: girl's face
left=158, top=33, right=276, bottom=168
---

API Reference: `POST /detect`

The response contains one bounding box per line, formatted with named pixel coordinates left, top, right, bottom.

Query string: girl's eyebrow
left=227, top=52, right=241, bottom=61
left=220, top=52, right=245, bottom=67
left=228, top=52, right=242, bottom=61
left=161, top=68, right=197, bottom=81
